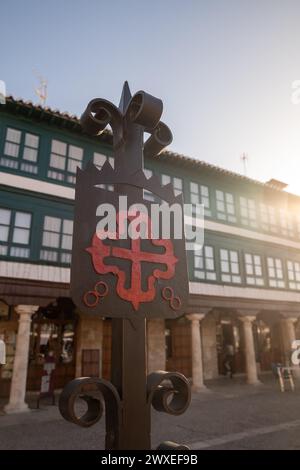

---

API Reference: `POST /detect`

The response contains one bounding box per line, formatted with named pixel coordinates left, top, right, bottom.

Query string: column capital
left=186, top=313, right=206, bottom=323
left=15, top=305, right=38, bottom=317
left=281, top=316, right=298, bottom=325
left=238, top=315, right=256, bottom=324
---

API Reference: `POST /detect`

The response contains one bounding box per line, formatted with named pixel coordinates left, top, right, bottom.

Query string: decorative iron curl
left=80, top=85, right=173, bottom=158
left=80, top=99, right=123, bottom=147
left=147, top=371, right=191, bottom=415
left=59, top=377, right=121, bottom=449
left=125, top=91, right=163, bottom=130
left=144, top=121, right=173, bottom=159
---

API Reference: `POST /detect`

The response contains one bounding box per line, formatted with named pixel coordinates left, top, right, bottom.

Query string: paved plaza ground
left=1, top=374, right=300, bottom=450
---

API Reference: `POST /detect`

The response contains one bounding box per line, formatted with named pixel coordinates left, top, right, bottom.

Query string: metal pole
left=111, top=318, right=150, bottom=449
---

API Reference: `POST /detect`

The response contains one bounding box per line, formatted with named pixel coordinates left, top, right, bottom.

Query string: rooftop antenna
left=241, top=152, right=248, bottom=176
left=33, top=69, right=47, bottom=106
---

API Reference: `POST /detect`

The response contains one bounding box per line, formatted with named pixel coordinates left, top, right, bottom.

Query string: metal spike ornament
left=59, top=83, right=191, bottom=450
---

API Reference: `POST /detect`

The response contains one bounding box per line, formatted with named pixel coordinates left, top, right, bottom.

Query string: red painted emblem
left=86, top=212, right=178, bottom=310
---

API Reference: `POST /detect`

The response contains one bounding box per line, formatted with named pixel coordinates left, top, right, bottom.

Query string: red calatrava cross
left=86, top=213, right=178, bottom=310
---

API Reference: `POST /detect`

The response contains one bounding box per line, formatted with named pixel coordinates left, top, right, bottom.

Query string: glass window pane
left=69, top=145, right=83, bottom=160
left=205, top=246, right=213, bottom=257
left=0, top=208, right=11, bottom=225
left=67, top=158, right=82, bottom=173
left=25, top=133, right=39, bottom=148
left=42, top=231, right=60, bottom=248
left=230, top=251, right=238, bottom=262
left=255, top=266, right=262, bottom=276
left=23, top=147, right=38, bottom=162
left=15, top=212, right=31, bottom=228
left=269, top=267, right=275, bottom=277
left=201, top=185, right=209, bottom=196
left=246, top=264, right=253, bottom=275
left=195, top=270, right=205, bottom=279
left=216, top=190, right=224, bottom=201
left=275, top=259, right=282, bottom=269
left=254, top=255, right=261, bottom=265
left=44, top=216, right=61, bottom=232
left=227, top=203, right=235, bottom=215
left=226, top=193, right=233, bottom=204
left=93, top=152, right=107, bottom=168
left=207, top=272, right=216, bottom=281
left=221, top=261, right=229, bottom=272
left=216, top=201, right=225, bottom=212
left=63, top=219, right=73, bottom=235
left=40, top=250, right=58, bottom=262
left=277, top=269, right=283, bottom=279
left=220, top=249, right=228, bottom=260
left=6, top=128, right=21, bottom=143
left=245, top=253, right=252, bottom=264
left=162, top=174, right=171, bottom=185
left=50, top=153, right=66, bottom=170
left=51, top=140, right=67, bottom=155
left=61, top=234, right=72, bottom=250
left=12, top=227, right=29, bottom=244
left=202, top=196, right=210, bottom=208
left=0, top=226, right=9, bottom=242
left=231, top=263, right=239, bottom=274
left=173, top=177, right=182, bottom=189
left=4, top=142, right=19, bottom=158
left=190, top=182, right=198, bottom=193
left=191, top=194, right=199, bottom=204
left=195, top=257, right=204, bottom=269
left=206, top=258, right=214, bottom=270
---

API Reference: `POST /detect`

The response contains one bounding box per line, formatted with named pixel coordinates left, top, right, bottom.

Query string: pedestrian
left=223, top=343, right=235, bottom=378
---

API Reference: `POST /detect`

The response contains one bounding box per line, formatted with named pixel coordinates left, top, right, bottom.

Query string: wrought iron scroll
left=59, top=377, right=121, bottom=449
left=147, top=371, right=191, bottom=415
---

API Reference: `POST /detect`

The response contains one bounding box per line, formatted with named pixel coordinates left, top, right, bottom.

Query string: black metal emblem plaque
left=71, top=83, right=189, bottom=319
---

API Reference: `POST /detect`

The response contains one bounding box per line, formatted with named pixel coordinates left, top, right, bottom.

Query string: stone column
left=280, top=317, right=298, bottom=366
left=187, top=314, right=206, bottom=391
left=239, top=316, right=261, bottom=385
left=5, top=305, right=37, bottom=413
left=75, top=315, right=104, bottom=377
left=147, top=319, right=166, bottom=373
left=202, top=315, right=219, bottom=380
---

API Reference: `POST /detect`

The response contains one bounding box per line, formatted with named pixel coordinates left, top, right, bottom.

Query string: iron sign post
left=59, top=82, right=191, bottom=450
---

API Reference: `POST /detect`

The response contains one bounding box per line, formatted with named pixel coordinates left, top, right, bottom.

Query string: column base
left=4, top=402, right=31, bottom=414
left=246, top=379, right=263, bottom=386
left=192, top=384, right=210, bottom=393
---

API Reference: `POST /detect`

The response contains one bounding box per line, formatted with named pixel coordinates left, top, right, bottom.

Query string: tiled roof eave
left=1, top=95, right=299, bottom=200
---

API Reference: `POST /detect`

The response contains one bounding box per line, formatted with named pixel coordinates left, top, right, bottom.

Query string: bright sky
left=1, top=0, right=300, bottom=194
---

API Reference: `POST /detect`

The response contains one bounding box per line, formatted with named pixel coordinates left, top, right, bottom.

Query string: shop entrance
left=216, top=314, right=245, bottom=375
left=27, top=298, right=78, bottom=391
left=255, top=311, right=284, bottom=370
